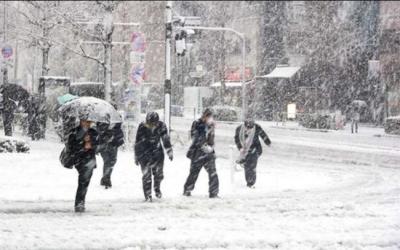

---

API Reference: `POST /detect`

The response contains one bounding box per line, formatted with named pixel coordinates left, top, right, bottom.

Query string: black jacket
left=186, top=119, right=215, bottom=160
left=67, top=127, right=99, bottom=166
left=98, top=123, right=124, bottom=148
left=134, top=121, right=172, bottom=164
left=234, top=124, right=271, bottom=156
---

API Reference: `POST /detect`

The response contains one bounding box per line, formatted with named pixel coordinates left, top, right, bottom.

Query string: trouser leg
left=141, top=163, right=153, bottom=199
left=101, top=146, right=118, bottom=180
left=204, top=156, right=219, bottom=197
left=3, top=113, right=13, bottom=136
left=183, top=160, right=202, bottom=193
left=355, top=121, right=358, bottom=133
left=244, top=154, right=258, bottom=187
left=351, top=120, right=354, bottom=133
left=152, top=158, right=164, bottom=194
left=75, top=158, right=95, bottom=207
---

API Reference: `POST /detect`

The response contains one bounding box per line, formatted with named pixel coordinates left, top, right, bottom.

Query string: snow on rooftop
left=70, top=82, right=104, bottom=86
left=40, top=76, right=71, bottom=80
left=263, top=65, right=301, bottom=79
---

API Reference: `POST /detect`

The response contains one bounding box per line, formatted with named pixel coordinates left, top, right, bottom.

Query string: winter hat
left=146, top=111, right=159, bottom=124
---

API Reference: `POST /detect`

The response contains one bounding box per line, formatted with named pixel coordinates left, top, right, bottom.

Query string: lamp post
left=165, top=1, right=172, bottom=131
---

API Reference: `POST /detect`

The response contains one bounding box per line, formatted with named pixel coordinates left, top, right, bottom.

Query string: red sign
left=131, top=32, right=146, bottom=53
left=2, top=45, right=13, bottom=59
left=224, top=67, right=253, bottom=81
left=130, top=63, right=146, bottom=85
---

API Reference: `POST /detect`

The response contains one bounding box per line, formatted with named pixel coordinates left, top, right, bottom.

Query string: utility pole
left=1, top=0, right=7, bottom=86
left=165, top=1, right=172, bottom=132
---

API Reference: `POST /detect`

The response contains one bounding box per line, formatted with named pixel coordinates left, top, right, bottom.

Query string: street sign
left=189, top=71, right=204, bottom=78
left=131, top=32, right=146, bottom=53
left=2, top=45, right=13, bottom=59
left=130, top=63, right=146, bottom=85
left=189, top=64, right=205, bottom=78
left=129, top=51, right=145, bottom=64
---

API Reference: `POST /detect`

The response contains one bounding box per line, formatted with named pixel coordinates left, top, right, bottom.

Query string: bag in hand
left=59, top=147, right=75, bottom=169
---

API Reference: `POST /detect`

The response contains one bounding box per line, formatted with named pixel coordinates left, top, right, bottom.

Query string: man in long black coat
left=184, top=109, right=219, bottom=198
left=98, top=122, right=124, bottom=189
left=134, top=112, right=173, bottom=201
left=67, top=119, right=98, bottom=212
left=234, top=118, right=271, bottom=188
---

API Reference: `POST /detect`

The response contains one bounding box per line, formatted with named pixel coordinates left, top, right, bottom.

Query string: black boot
left=74, top=202, right=85, bottom=213
left=183, top=191, right=191, bottom=197
left=209, top=194, right=220, bottom=199
left=101, top=177, right=112, bottom=189
left=155, top=191, right=162, bottom=199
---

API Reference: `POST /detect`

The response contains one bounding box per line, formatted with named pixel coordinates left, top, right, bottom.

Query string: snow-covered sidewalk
left=0, top=127, right=399, bottom=249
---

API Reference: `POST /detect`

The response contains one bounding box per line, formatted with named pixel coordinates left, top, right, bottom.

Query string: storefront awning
left=211, top=81, right=251, bottom=88
left=263, top=65, right=300, bottom=79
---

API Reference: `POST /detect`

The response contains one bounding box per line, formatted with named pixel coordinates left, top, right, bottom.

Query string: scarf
left=238, top=124, right=255, bottom=160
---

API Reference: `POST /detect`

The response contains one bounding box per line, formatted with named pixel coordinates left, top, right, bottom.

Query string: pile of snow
left=0, top=136, right=30, bottom=153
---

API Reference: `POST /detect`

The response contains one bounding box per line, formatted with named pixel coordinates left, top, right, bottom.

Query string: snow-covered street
left=1, top=122, right=399, bottom=250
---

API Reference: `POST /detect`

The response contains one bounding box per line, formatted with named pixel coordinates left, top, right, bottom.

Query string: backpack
left=59, top=146, right=75, bottom=169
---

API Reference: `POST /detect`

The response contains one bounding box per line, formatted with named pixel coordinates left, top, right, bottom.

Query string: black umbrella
left=0, top=84, right=31, bottom=112
left=58, top=96, right=122, bottom=141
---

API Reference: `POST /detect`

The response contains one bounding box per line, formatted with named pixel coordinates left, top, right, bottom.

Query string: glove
left=167, top=149, right=173, bottom=161
left=201, top=144, right=214, bottom=154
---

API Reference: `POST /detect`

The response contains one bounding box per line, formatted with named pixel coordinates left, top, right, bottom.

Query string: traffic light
left=175, top=30, right=187, bottom=56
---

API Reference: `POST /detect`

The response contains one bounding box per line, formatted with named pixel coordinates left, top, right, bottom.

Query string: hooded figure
left=183, top=108, right=219, bottom=198
left=66, top=118, right=99, bottom=212
left=97, top=122, right=124, bottom=189
left=234, top=118, right=271, bottom=188
left=134, top=112, right=173, bottom=202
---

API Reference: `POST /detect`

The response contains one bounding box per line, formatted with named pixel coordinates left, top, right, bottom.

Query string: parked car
left=69, top=82, right=105, bottom=99
left=171, top=105, right=184, bottom=117
left=210, top=106, right=241, bottom=122
left=385, top=116, right=400, bottom=135
left=299, top=112, right=332, bottom=129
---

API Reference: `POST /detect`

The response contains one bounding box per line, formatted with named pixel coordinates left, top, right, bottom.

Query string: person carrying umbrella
left=66, top=114, right=99, bottom=213
left=58, top=96, right=122, bottom=212
left=183, top=108, right=219, bottom=198
left=234, top=118, right=271, bottom=188
left=134, top=112, right=173, bottom=202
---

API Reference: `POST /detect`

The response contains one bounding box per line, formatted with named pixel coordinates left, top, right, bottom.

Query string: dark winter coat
left=186, top=119, right=215, bottom=160
left=98, top=123, right=124, bottom=148
left=67, top=127, right=99, bottom=167
left=234, top=124, right=271, bottom=156
left=134, top=121, right=172, bottom=164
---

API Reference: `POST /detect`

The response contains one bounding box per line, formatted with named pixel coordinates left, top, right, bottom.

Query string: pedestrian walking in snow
left=97, top=122, right=124, bottom=189
left=134, top=112, right=173, bottom=202
left=234, top=118, right=271, bottom=188
left=184, top=108, right=219, bottom=198
left=351, top=107, right=360, bottom=134
left=66, top=118, right=99, bottom=212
